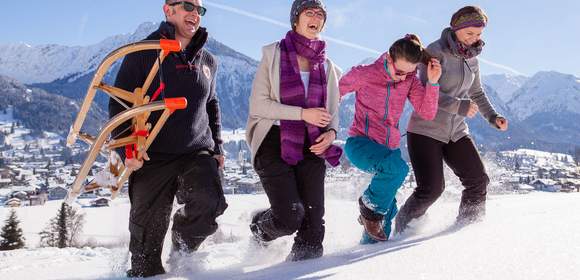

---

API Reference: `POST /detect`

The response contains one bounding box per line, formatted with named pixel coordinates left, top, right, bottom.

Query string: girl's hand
left=427, top=58, right=442, bottom=84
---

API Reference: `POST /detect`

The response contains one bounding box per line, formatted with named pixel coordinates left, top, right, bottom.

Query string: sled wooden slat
left=97, top=83, right=135, bottom=104
left=67, top=41, right=176, bottom=147
left=64, top=40, right=186, bottom=204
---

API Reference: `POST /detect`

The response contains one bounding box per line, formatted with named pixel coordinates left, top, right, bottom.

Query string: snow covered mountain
left=507, top=71, right=580, bottom=120
left=482, top=73, right=529, bottom=103
left=0, top=75, right=105, bottom=134
left=1, top=25, right=579, bottom=151
left=505, top=71, right=580, bottom=148
left=0, top=22, right=258, bottom=129
left=0, top=23, right=160, bottom=84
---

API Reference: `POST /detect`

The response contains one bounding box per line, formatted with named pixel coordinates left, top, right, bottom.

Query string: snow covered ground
left=1, top=192, right=580, bottom=280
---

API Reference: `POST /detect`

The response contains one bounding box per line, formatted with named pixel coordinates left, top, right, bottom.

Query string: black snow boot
left=126, top=253, right=165, bottom=278
left=126, top=265, right=165, bottom=278
left=286, top=240, right=323, bottom=262
left=249, top=209, right=274, bottom=247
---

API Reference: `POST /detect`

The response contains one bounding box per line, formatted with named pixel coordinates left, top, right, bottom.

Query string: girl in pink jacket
left=340, top=34, right=441, bottom=243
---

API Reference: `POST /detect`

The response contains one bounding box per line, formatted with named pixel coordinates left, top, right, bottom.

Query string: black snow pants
left=127, top=151, right=228, bottom=274
left=397, top=133, right=489, bottom=231
left=251, top=126, right=327, bottom=247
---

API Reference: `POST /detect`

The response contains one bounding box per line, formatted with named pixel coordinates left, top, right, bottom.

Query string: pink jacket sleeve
left=339, top=65, right=366, bottom=99
left=407, top=75, right=439, bottom=120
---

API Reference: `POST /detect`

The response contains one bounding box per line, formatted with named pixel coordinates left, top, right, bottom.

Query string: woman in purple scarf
left=245, top=0, right=342, bottom=261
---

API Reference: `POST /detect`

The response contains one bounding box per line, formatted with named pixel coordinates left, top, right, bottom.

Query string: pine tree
left=0, top=209, right=26, bottom=251
left=39, top=203, right=85, bottom=248
left=57, top=203, right=68, bottom=248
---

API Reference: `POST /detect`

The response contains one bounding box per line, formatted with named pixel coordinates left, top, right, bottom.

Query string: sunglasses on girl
left=389, top=55, right=415, bottom=77
left=168, top=1, right=207, bottom=16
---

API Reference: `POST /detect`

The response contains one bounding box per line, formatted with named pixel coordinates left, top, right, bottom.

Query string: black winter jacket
left=109, top=22, right=222, bottom=160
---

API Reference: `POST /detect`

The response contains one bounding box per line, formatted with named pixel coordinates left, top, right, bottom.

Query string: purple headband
left=451, top=13, right=487, bottom=31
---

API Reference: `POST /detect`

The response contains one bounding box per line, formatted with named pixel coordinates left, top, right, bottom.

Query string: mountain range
left=0, top=22, right=578, bottom=153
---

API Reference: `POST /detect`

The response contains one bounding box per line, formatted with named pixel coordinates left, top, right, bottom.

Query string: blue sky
left=1, top=0, right=578, bottom=76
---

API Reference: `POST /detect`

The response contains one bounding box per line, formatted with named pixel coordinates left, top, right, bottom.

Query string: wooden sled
left=64, top=39, right=187, bottom=204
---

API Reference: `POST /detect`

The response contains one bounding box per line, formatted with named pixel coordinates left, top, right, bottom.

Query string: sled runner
left=64, top=39, right=187, bottom=204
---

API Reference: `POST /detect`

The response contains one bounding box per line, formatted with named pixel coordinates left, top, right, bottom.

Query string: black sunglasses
left=168, top=1, right=207, bottom=16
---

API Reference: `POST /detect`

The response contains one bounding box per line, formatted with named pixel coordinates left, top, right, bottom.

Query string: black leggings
left=399, top=132, right=489, bottom=225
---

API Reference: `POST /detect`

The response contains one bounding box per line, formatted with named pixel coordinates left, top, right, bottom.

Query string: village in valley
left=1, top=105, right=579, bottom=210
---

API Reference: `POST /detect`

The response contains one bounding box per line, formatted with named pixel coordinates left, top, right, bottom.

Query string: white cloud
left=479, top=57, right=525, bottom=76
left=76, top=13, right=89, bottom=43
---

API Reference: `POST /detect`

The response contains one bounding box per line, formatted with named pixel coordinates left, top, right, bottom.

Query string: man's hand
left=125, top=151, right=149, bottom=171
left=214, top=154, right=225, bottom=169
left=310, top=130, right=336, bottom=156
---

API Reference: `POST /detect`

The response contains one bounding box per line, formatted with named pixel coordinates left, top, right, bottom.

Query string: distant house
left=10, top=190, right=29, bottom=201
left=548, top=169, right=566, bottom=179
left=0, top=178, right=11, bottom=187
left=78, top=192, right=98, bottom=199
left=4, top=197, right=21, bottom=207
left=48, top=186, right=68, bottom=200
left=235, top=177, right=263, bottom=194
left=531, top=179, right=560, bottom=192
left=560, top=181, right=580, bottom=193
left=28, top=194, right=47, bottom=206
left=89, top=197, right=110, bottom=207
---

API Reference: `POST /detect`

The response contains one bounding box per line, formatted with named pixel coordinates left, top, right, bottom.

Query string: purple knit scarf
left=279, top=31, right=342, bottom=167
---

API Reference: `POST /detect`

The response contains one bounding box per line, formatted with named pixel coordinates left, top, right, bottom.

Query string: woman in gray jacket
left=396, top=6, right=509, bottom=233
left=246, top=0, right=342, bottom=261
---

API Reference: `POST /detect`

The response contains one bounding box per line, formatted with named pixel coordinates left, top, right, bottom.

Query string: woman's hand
left=466, top=101, right=479, bottom=118
left=496, top=117, right=509, bottom=131
left=427, top=58, right=442, bottom=84
left=302, top=108, right=331, bottom=127
left=310, top=130, right=336, bottom=155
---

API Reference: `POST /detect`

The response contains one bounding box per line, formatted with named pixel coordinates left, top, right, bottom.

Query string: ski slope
left=1, top=192, right=579, bottom=279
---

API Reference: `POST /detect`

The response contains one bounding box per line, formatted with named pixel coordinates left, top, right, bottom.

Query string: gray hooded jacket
left=407, top=28, right=502, bottom=143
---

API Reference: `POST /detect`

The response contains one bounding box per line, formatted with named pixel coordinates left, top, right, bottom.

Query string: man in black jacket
left=109, top=0, right=227, bottom=277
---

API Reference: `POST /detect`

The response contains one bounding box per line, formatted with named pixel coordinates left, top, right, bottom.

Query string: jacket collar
left=149, top=21, right=208, bottom=58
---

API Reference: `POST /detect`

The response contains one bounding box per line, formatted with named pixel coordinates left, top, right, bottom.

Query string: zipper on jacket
left=384, top=83, right=392, bottom=146
left=450, top=58, right=467, bottom=141
left=365, top=112, right=369, bottom=136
